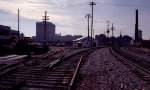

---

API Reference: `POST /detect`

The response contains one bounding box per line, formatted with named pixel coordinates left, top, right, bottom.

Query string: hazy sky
left=0, top=0, right=150, bottom=39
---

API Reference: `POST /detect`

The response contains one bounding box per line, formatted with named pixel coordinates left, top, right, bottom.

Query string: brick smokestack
left=135, top=9, right=138, bottom=42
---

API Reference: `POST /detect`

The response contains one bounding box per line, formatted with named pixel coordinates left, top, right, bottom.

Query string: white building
left=55, top=35, right=82, bottom=42
left=73, top=36, right=98, bottom=48
left=36, top=22, right=55, bottom=42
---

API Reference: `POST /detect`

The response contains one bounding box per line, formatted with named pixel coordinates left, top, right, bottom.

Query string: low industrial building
left=138, top=30, right=142, bottom=41
left=73, top=36, right=97, bottom=48
left=0, top=25, right=20, bottom=50
left=95, top=34, right=106, bottom=46
left=55, top=35, right=82, bottom=46
left=0, top=25, right=19, bottom=43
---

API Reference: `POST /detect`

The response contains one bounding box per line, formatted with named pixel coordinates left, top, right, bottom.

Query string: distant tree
left=9, top=35, right=16, bottom=42
left=20, top=32, right=25, bottom=37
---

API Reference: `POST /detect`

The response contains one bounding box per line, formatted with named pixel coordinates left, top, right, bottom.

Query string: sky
left=0, top=0, right=150, bottom=40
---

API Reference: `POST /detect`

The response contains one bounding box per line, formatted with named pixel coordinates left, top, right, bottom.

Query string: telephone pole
left=42, top=11, right=49, bottom=41
left=85, top=14, right=90, bottom=41
left=104, top=31, right=106, bottom=35
left=106, top=21, right=110, bottom=37
left=89, top=2, right=96, bottom=47
left=18, top=9, right=20, bottom=38
left=111, top=23, right=115, bottom=37
left=111, top=23, right=115, bottom=46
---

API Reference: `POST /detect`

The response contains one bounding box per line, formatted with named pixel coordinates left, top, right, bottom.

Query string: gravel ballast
left=76, top=48, right=150, bottom=90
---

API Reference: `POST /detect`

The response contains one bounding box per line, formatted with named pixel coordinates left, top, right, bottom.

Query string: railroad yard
left=0, top=46, right=150, bottom=90
left=1, top=0, right=150, bottom=90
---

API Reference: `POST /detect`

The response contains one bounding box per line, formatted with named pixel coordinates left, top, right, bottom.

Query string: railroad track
left=0, top=60, right=26, bottom=79
left=31, top=47, right=71, bottom=59
left=0, top=49, right=66, bottom=78
left=0, top=48, right=95, bottom=90
left=0, top=55, right=27, bottom=65
left=123, top=47, right=150, bottom=57
left=110, top=47, right=150, bottom=82
left=121, top=47, right=150, bottom=63
left=0, top=47, right=75, bottom=80
left=31, top=51, right=58, bottom=59
left=0, top=55, right=28, bottom=78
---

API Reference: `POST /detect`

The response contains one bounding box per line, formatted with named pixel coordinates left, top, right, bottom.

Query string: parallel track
left=110, top=47, right=150, bottom=79
left=123, top=47, right=150, bottom=57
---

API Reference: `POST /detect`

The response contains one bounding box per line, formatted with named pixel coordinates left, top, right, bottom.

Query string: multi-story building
left=36, top=21, right=55, bottom=42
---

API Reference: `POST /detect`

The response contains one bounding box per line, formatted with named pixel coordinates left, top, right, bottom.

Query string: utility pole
left=111, top=23, right=115, bottom=46
left=120, top=30, right=122, bottom=37
left=85, top=14, right=90, bottom=41
left=111, top=23, right=115, bottom=37
left=104, top=31, right=105, bottom=35
left=93, top=29, right=94, bottom=39
left=18, top=9, right=20, bottom=39
left=106, top=21, right=110, bottom=37
left=42, top=11, right=49, bottom=41
left=89, top=2, right=96, bottom=47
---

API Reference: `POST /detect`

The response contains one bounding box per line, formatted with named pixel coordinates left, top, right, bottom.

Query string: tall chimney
left=135, top=9, right=138, bottom=42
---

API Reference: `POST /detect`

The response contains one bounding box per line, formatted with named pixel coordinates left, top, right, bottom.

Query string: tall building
left=36, top=21, right=55, bottom=42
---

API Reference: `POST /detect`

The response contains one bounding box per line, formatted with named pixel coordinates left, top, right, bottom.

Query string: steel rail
left=0, top=48, right=96, bottom=89
left=68, top=48, right=95, bottom=90
left=110, top=48, right=150, bottom=75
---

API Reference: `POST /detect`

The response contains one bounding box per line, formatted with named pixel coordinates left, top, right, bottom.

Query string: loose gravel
left=76, top=48, right=150, bottom=90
